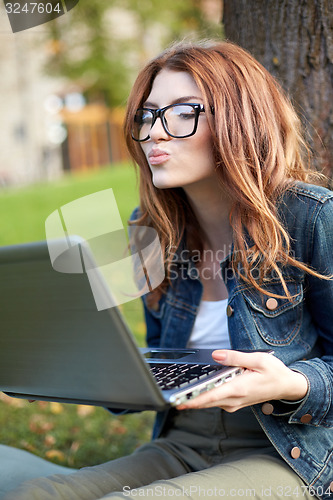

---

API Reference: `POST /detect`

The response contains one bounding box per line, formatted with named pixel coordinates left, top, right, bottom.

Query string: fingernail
left=212, top=351, right=227, bottom=360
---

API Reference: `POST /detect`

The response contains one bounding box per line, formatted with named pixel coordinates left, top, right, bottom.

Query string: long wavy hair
left=124, top=40, right=327, bottom=304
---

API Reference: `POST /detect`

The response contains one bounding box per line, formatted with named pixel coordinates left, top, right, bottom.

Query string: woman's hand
left=177, top=350, right=308, bottom=412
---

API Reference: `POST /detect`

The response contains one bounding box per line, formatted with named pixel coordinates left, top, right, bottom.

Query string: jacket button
left=261, top=403, right=274, bottom=415
left=300, top=413, right=312, bottom=424
left=150, top=303, right=160, bottom=312
left=226, top=305, right=234, bottom=317
left=290, top=447, right=301, bottom=459
left=266, top=298, right=278, bottom=310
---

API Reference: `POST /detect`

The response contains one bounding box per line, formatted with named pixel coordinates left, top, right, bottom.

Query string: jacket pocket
left=243, top=280, right=303, bottom=346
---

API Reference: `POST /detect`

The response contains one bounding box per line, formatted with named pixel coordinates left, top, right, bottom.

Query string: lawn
left=0, top=163, right=155, bottom=469
left=0, top=162, right=140, bottom=246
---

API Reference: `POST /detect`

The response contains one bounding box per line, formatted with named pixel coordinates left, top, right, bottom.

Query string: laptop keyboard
left=149, top=363, right=222, bottom=390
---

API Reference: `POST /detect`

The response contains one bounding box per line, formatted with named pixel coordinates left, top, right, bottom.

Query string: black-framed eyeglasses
left=132, top=103, right=209, bottom=142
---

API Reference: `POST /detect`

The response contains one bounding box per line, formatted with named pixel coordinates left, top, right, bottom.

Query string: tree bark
left=223, top=0, right=333, bottom=181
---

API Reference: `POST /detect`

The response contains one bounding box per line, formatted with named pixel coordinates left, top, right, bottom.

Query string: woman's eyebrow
left=143, top=95, right=203, bottom=107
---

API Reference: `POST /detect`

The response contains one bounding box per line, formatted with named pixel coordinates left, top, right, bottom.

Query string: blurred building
left=0, top=0, right=222, bottom=186
left=0, top=9, right=129, bottom=187
left=0, top=13, right=66, bottom=185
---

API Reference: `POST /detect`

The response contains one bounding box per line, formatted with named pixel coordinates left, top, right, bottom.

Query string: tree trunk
left=223, top=0, right=333, bottom=182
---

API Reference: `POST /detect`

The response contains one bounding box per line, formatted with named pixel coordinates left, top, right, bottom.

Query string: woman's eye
left=179, top=113, right=195, bottom=120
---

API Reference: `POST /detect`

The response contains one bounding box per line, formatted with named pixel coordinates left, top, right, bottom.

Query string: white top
left=186, top=298, right=231, bottom=349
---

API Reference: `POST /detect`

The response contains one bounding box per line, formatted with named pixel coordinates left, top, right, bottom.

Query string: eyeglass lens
left=133, top=104, right=199, bottom=141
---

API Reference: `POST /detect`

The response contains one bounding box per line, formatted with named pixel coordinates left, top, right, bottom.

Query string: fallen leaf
left=50, top=402, right=64, bottom=414
left=45, top=449, right=66, bottom=462
left=0, top=393, right=27, bottom=407
left=29, top=415, right=54, bottom=434
left=44, top=434, right=56, bottom=447
left=37, top=401, right=49, bottom=410
left=77, top=405, right=95, bottom=417
left=20, top=440, right=37, bottom=453
left=109, top=420, right=128, bottom=435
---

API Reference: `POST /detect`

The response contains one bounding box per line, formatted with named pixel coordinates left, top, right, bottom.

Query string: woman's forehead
left=145, top=69, right=203, bottom=107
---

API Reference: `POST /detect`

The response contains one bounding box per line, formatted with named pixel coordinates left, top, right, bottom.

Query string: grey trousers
left=1, top=407, right=313, bottom=500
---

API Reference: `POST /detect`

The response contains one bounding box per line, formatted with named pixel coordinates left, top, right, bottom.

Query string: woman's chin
left=151, top=176, right=177, bottom=190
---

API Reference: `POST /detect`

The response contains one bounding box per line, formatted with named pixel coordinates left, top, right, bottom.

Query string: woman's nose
left=149, top=116, right=170, bottom=142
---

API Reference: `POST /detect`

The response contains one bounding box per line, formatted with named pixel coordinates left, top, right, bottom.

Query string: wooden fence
left=60, top=104, right=129, bottom=172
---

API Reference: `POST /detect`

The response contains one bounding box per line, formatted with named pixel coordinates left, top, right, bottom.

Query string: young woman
left=3, top=40, right=333, bottom=500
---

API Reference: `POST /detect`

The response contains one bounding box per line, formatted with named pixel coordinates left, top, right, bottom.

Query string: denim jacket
left=136, top=182, right=333, bottom=499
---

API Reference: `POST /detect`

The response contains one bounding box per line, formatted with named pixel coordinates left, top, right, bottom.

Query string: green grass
left=0, top=394, right=154, bottom=468
left=0, top=162, right=139, bottom=246
left=0, top=163, right=155, bottom=469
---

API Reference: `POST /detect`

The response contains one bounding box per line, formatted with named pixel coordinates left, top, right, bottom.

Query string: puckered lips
left=148, top=148, right=170, bottom=166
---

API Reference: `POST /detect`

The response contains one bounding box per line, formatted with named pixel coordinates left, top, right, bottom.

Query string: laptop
left=0, top=239, right=269, bottom=411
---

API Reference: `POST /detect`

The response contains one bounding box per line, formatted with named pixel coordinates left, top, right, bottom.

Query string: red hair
left=124, top=40, right=327, bottom=303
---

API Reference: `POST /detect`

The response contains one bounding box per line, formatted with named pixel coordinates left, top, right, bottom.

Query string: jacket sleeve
left=287, top=197, right=333, bottom=427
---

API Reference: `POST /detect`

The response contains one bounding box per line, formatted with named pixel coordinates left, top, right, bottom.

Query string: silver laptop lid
left=0, top=240, right=167, bottom=410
